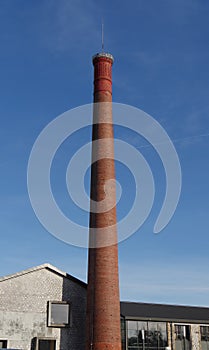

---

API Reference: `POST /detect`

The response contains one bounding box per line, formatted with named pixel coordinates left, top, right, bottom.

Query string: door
left=175, top=325, right=191, bottom=350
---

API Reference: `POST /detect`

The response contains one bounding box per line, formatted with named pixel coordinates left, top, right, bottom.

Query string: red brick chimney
left=86, top=52, right=121, bottom=350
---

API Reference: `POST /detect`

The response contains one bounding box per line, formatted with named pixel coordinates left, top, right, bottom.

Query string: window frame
left=47, top=301, right=71, bottom=328
left=200, top=325, right=209, bottom=341
left=174, top=324, right=191, bottom=341
left=35, top=338, right=56, bottom=350
left=126, top=319, right=168, bottom=350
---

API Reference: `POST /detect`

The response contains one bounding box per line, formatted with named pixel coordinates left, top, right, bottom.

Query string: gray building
left=121, top=301, right=209, bottom=350
left=0, top=264, right=86, bottom=350
left=1, top=264, right=209, bottom=350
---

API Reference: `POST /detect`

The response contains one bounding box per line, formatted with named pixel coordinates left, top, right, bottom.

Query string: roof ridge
left=0, top=263, right=86, bottom=288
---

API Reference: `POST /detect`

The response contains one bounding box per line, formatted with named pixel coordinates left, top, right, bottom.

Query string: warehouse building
left=0, top=264, right=209, bottom=350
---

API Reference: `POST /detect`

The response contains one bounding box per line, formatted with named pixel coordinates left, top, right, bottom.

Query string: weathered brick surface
left=86, top=53, right=121, bottom=350
left=0, top=265, right=86, bottom=350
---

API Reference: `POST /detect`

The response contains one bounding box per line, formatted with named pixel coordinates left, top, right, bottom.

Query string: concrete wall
left=0, top=267, right=86, bottom=350
left=190, top=324, right=201, bottom=350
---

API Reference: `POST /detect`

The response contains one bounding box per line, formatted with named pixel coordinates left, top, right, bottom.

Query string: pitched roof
left=0, top=263, right=87, bottom=288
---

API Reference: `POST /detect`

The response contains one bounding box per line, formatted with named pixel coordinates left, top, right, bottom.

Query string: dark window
left=201, top=326, right=209, bottom=350
left=127, top=320, right=167, bottom=350
left=0, top=340, right=7, bottom=348
left=147, top=322, right=167, bottom=349
left=48, top=301, right=70, bottom=327
left=201, top=326, right=209, bottom=341
left=175, top=325, right=190, bottom=341
left=175, top=325, right=184, bottom=340
left=38, top=339, right=56, bottom=350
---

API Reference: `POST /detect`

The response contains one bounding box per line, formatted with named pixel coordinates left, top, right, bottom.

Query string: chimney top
left=92, top=52, right=114, bottom=64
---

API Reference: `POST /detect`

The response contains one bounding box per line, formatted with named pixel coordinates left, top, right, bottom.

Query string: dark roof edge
left=120, top=301, right=209, bottom=324
left=121, top=300, right=209, bottom=310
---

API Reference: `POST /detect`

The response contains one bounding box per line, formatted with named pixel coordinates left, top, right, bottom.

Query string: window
left=174, top=325, right=190, bottom=341
left=175, top=325, right=185, bottom=340
left=147, top=322, right=167, bottom=349
left=127, top=320, right=167, bottom=350
left=200, top=326, right=209, bottom=350
left=47, top=301, right=70, bottom=327
left=0, top=340, right=7, bottom=348
left=37, top=339, right=56, bottom=350
left=201, top=326, right=209, bottom=341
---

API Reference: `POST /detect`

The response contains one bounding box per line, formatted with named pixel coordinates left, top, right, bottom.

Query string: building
left=1, top=264, right=209, bottom=350
left=120, top=301, right=209, bottom=350
left=0, top=264, right=86, bottom=350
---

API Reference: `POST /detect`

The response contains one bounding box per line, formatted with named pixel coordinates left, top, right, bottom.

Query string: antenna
left=102, top=20, right=104, bottom=52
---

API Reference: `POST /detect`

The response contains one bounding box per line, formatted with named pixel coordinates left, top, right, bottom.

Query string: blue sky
left=1, top=0, right=209, bottom=306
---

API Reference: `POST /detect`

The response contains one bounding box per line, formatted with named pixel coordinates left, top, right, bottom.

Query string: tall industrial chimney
left=86, top=52, right=121, bottom=350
